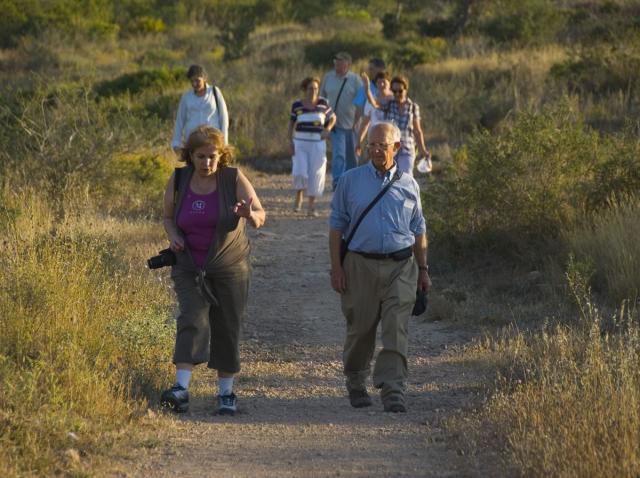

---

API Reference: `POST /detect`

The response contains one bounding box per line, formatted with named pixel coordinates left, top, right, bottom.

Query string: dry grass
left=0, top=187, right=174, bottom=476
left=565, top=199, right=640, bottom=303
left=454, top=271, right=640, bottom=477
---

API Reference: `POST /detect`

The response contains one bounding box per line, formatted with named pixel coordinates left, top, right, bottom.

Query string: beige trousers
left=341, top=251, right=417, bottom=397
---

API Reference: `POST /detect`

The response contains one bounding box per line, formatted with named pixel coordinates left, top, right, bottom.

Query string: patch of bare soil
left=107, top=173, right=496, bottom=477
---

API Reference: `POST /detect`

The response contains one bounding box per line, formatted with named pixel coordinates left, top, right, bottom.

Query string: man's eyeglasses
left=391, top=88, right=404, bottom=95
left=368, top=142, right=394, bottom=151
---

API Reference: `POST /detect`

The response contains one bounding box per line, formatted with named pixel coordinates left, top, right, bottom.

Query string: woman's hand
left=169, top=234, right=185, bottom=252
left=355, top=144, right=362, bottom=156
left=233, top=197, right=254, bottom=219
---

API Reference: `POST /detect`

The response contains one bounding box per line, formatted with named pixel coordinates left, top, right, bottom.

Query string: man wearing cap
left=172, top=64, right=229, bottom=152
left=320, top=51, right=361, bottom=190
left=329, top=121, right=431, bottom=413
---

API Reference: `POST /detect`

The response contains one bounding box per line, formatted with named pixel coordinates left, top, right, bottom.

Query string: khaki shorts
left=171, top=260, right=250, bottom=373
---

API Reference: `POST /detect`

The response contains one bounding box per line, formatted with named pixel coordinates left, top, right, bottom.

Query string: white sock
left=218, top=377, right=234, bottom=396
left=175, top=369, right=192, bottom=389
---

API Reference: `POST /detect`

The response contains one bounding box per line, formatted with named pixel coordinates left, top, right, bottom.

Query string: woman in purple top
left=160, top=126, right=265, bottom=416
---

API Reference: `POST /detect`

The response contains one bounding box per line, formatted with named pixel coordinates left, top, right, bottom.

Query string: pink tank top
left=176, top=187, right=219, bottom=268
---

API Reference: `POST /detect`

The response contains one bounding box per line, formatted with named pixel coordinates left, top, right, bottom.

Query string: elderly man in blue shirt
left=329, top=121, right=431, bottom=413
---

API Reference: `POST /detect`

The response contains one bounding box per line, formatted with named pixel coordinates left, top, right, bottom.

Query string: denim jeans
left=395, top=150, right=415, bottom=177
left=330, top=127, right=357, bottom=190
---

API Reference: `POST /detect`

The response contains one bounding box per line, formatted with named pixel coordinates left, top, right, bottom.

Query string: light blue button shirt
left=330, top=161, right=426, bottom=253
left=352, top=81, right=379, bottom=109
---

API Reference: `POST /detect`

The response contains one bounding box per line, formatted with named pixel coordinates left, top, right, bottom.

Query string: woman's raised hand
left=361, top=72, right=370, bottom=88
left=232, top=197, right=254, bottom=219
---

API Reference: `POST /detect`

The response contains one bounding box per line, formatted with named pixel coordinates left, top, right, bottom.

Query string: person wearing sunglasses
left=363, top=75, right=430, bottom=176
left=355, top=71, right=393, bottom=160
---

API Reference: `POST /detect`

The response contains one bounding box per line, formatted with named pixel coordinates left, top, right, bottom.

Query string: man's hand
left=331, top=267, right=347, bottom=294
left=418, top=269, right=431, bottom=293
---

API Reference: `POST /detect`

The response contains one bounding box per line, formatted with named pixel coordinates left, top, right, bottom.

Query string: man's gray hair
left=368, top=121, right=401, bottom=143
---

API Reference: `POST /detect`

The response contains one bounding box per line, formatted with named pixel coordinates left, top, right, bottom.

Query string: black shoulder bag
left=329, top=78, right=347, bottom=132
left=340, top=169, right=402, bottom=265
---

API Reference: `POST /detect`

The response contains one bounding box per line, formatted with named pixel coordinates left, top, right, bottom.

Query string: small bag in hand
left=412, top=288, right=428, bottom=316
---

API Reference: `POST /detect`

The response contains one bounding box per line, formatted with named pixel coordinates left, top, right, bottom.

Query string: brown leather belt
left=352, top=246, right=413, bottom=261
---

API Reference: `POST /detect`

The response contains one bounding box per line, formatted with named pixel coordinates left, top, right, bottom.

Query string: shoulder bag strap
left=333, top=78, right=348, bottom=111
left=211, top=84, right=219, bottom=112
left=173, top=167, right=182, bottom=205
left=344, top=169, right=402, bottom=249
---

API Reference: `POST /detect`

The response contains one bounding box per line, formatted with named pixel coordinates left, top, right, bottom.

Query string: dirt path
left=111, top=173, right=492, bottom=477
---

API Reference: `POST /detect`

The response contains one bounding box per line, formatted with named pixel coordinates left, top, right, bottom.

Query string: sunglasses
left=391, top=88, right=405, bottom=94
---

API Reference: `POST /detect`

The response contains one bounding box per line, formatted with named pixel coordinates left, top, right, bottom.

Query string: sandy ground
left=108, top=172, right=494, bottom=477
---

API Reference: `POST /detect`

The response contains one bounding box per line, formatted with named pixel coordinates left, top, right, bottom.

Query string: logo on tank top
left=192, top=200, right=206, bottom=212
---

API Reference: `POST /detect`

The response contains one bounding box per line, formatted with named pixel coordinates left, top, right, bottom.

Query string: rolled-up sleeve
left=329, top=178, right=350, bottom=233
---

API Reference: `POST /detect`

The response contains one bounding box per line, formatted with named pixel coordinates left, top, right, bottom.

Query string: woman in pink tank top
left=159, top=126, right=265, bottom=416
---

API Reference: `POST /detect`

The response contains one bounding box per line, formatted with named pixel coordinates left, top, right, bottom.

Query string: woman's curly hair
left=180, top=126, right=235, bottom=168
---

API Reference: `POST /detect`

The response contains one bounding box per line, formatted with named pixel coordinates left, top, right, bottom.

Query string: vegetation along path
left=110, top=172, right=493, bottom=477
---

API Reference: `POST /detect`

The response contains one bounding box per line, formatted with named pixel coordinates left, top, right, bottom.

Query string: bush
left=391, top=38, right=446, bottom=69
left=102, top=150, right=175, bottom=214
left=550, top=40, right=640, bottom=97
left=95, top=67, right=183, bottom=97
left=481, top=0, right=567, bottom=46
left=586, top=127, right=640, bottom=210
left=424, top=104, right=601, bottom=258
left=304, top=32, right=388, bottom=67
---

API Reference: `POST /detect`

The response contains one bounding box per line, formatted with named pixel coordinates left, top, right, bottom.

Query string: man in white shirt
left=172, top=64, right=229, bottom=152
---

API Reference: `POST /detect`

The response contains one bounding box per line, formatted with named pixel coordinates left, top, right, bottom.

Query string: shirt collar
left=367, top=160, right=397, bottom=180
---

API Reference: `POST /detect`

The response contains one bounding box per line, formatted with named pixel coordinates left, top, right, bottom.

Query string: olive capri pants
left=170, top=261, right=250, bottom=373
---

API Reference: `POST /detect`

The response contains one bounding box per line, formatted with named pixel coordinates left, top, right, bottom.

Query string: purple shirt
left=177, top=187, right=219, bottom=268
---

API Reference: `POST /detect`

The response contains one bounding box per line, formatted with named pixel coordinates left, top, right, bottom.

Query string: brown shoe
left=349, top=389, right=372, bottom=408
left=382, top=393, right=406, bottom=413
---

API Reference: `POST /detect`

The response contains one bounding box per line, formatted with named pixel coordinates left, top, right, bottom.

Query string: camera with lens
left=147, top=248, right=177, bottom=269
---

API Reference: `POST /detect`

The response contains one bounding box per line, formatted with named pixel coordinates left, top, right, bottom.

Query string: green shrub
left=391, top=38, right=446, bottom=69
left=586, top=127, right=640, bottom=211
left=95, top=67, right=183, bottom=97
left=304, top=32, right=388, bottom=67
left=550, top=40, right=640, bottom=97
left=481, top=0, right=567, bottom=46
left=424, top=104, right=601, bottom=258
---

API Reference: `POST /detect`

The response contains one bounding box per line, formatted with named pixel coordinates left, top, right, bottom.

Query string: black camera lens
left=147, top=248, right=177, bottom=269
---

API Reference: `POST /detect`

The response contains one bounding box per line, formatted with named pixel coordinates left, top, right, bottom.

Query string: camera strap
left=195, top=270, right=220, bottom=307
